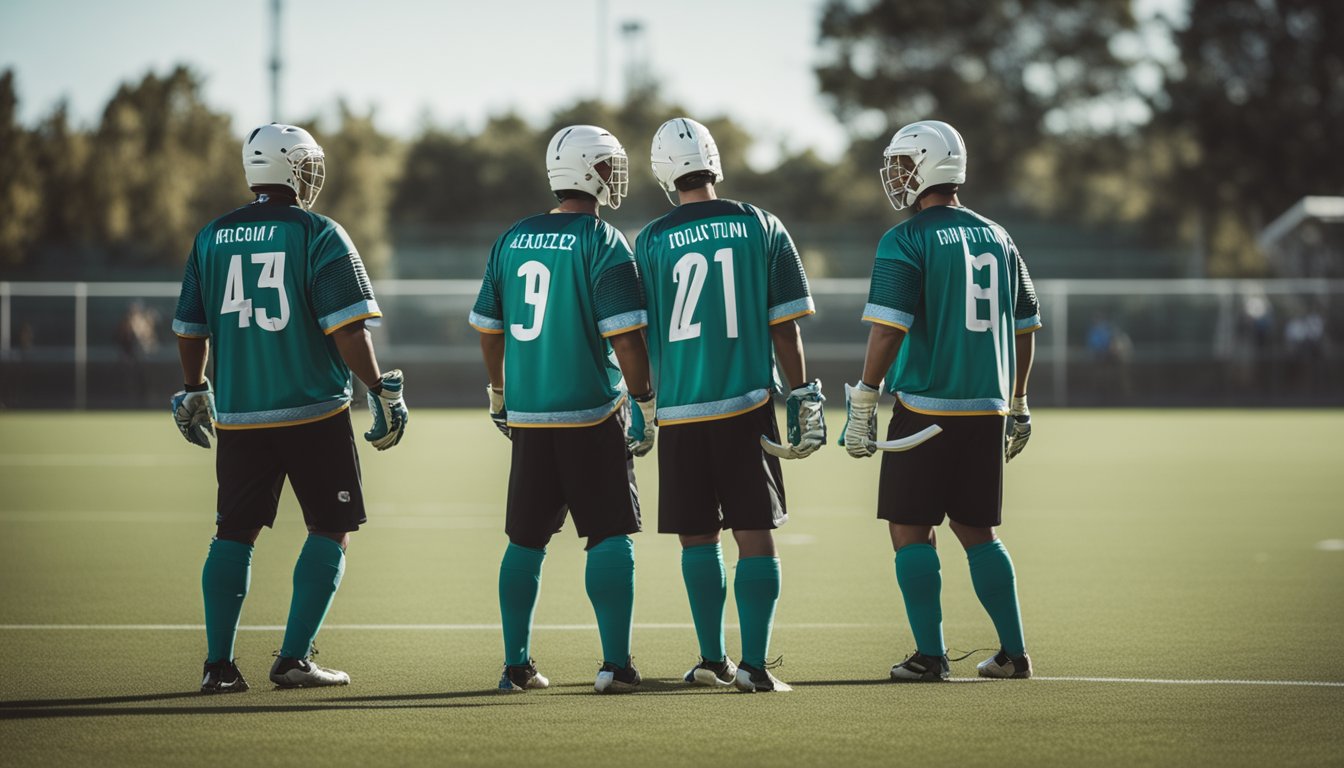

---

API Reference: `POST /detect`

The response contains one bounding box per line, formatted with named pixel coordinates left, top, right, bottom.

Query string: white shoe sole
left=270, top=669, right=350, bottom=688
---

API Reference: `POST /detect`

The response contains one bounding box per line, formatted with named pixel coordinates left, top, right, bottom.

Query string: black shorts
left=877, top=399, right=1004, bottom=528
left=215, top=408, right=367, bottom=533
left=505, top=413, right=642, bottom=550
left=657, top=401, right=787, bottom=535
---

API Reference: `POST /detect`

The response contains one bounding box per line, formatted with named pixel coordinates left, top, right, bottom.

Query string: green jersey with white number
left=635, top=199, right=814, bottom=424
left=862, top=205, right=1041, bottom=415
left=172, top=195, right=381, bottom=428
left=470, top=212, right=647, bottom=427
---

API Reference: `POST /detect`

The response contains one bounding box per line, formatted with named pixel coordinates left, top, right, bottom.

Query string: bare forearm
left=861, top=324, right=905, bottom=388
left=177, top=337, right=209, bottom=386
left=609, top=329, right=652, bottom=398
left=1014, top=332, right=1035, bottom=397
left=770, top=320, right=807, bottom=390
left=480, top=332, right=505, bottom=390
left=332, top=322, right=382, bottom=390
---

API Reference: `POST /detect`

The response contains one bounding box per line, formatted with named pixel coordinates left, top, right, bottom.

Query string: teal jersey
left=862, top=206, right=1042, bottom=415
left=635, top=199, right=814, bottom=424
left=470, top=212, right=647, bottom=427
left=172, top=196, right=381, bottom=428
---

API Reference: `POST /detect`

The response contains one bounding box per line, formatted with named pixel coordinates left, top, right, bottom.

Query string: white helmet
left=242, top=123, right=326, bottom=210
left=650, top=117, right=723, bottom=203
left=546, top=125, right=629, bottom=209
left=880, top=120, right=966, bottom=211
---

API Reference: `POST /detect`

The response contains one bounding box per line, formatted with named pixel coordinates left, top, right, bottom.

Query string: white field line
left=1, top=624, right=1341, bottom=688
left=0, top=454, right=202, bottom=467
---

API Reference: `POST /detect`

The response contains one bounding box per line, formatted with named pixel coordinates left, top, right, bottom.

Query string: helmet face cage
left=290, top=147, right=326, bottom=210
left=601, top=150, right=629, bottom=209
left=880, top=152, right=923, bottom=211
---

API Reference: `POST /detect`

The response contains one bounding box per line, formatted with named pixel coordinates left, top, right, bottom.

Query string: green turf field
left=1, top=410, right=1342, bottom=767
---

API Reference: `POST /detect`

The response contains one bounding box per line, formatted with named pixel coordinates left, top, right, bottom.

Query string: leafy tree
left=309, top=103, right=402, bottom=278
left=0, top=70, right=41, bottom=270
left=815, top=0, right=1139, bottom=208
left=1155, top=0, right=1344, bottom=275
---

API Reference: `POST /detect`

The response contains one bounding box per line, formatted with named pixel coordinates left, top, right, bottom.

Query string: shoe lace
left=946, top=647, right=996, bottom=663
left=763, top=655, right=785, bottom=671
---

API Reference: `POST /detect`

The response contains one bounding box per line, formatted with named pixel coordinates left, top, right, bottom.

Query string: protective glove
left=839, top=381, right=880, bottom=459
left=487, top=385, right=510, bottom=439
left=1005, top=395, right=1031, bottom=462
left=171, top=380, right=216, bottom=449
left=761, top=380, right=826, bottom=459
left=626, top=391, right=657, bottom=457
left=365, top=369, right=408, bottom=450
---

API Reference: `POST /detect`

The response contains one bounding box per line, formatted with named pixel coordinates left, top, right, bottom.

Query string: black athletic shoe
left=498, top=659, right=550, bottom=692
left=889, top=651, right=951, bottom=682
left=200, top=659, right=249, bottom=694
left=977, top=649, right=1033, bottom=679
left=734, top=661, right=792, bottom=693
left=684, top=656, right=738, bottom=687
left=594, top=657, right=641, bottom=693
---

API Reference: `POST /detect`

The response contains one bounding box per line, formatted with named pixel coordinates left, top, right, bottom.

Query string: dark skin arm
left=178, top=336, right=209, bottom=386
left=480, top=331, right=505, bottom=392
left=608, top=329, right=652, bottom=399
left=769, top=319, right=808, bottom=390
left=1014, top=332, right=1035, bottom=397
left=331, top=320, right=383, bottom=390
left=861, top=323, right=906, bottom=389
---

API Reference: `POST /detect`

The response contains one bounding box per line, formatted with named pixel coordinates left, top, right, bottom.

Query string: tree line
left=1, top=0, right=1338, bottom=279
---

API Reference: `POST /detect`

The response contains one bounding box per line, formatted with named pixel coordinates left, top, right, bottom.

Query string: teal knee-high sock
left=967, top=539, right=1026, bottom=656
left=681, top=543, right=727, bottom=662
left=734, top=556, right=781, bottom=669
left=499, top=543, right=546, bottom=666
left=585, top=535, right=635, bottom=666
left=895, top=544, right=944, bottom=658
left=202, top=539, right=253, bottom=663
left=279, top=535, right=346, bottom=659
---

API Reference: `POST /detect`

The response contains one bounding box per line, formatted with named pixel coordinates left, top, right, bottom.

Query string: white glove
left=1005, top=395, right=1031, bottom=462
left=171, top=380, right=216, bottom=449
left=841, top=382, right=880, bottom=459
left=762, top=380, right=826, bottom=459
left=627, top=392, right=657, bottom=457
left=487, top=386, right=510, bottom=439
left=365, top=369, right=408, bottom=450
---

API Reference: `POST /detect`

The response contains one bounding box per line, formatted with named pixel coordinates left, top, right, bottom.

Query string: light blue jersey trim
left=657, top=389, right=770, bottom=423
left=863, top=303, right=914, bottom=330
left=768, top=297, right=815, bottom=323
left=468, top=311, right=504, bottom=332
left=598, top=309, right=648, bottom=336
left=1015, top=314, right=1042, bottom=332
left=320, top=300, right=382, bottom=332
left=898, top=392, right=1007, bottom=414
left=508, top=394, right=622, bottom=426
left=217, top=398, right=349, bottom=427
left=172, top=319, right=209, bottom=338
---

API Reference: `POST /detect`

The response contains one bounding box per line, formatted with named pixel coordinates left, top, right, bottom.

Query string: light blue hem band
left=468, top=311, right=504, bottom=331
left=768, top=297, right=815, bottom=322
left=862, top=303, right=914, bottom=329
left=657, top=389, right=769, bottom=422
left=218, top=398, right=350, bottom=426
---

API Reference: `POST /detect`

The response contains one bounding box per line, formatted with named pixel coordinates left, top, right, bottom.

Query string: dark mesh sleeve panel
left=593, top=260, right=645, bottom=322
left=472, top=271, right=502, bottom=320
left=1015, top=253, right=1040, bottom=321
left=312, top=252, right=376, bottom=319
left=174, top=257, right=207, bottom=325
left=768, top=242, right=811, bottom=308
left=867, top=258, right=922, bottom=313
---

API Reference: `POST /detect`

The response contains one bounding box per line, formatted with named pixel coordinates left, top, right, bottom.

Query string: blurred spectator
left=1284, top=308, right=1327, bottom=391
left=1086, top=315, right=1134, bottom=401
left=117, top=300, right=160, bottom=405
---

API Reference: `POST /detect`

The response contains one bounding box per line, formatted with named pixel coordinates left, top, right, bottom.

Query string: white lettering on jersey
left=214, top=225, right=279, bottom=245
left=666, top=221, right=748, bottom=250
left=507, top=233, right=577, bottom=251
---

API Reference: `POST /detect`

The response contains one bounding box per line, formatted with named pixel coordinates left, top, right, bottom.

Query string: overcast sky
left=1, top=0, right=1183, bottom=169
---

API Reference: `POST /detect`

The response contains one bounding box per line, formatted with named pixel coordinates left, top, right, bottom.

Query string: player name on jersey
left=214, top=224, right=280, bottom=245
left=507, top=232, right=579, bottom=251
left=665, top=220, right=750, bottom=250
left=933, top=225, right=1006, bottom=247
